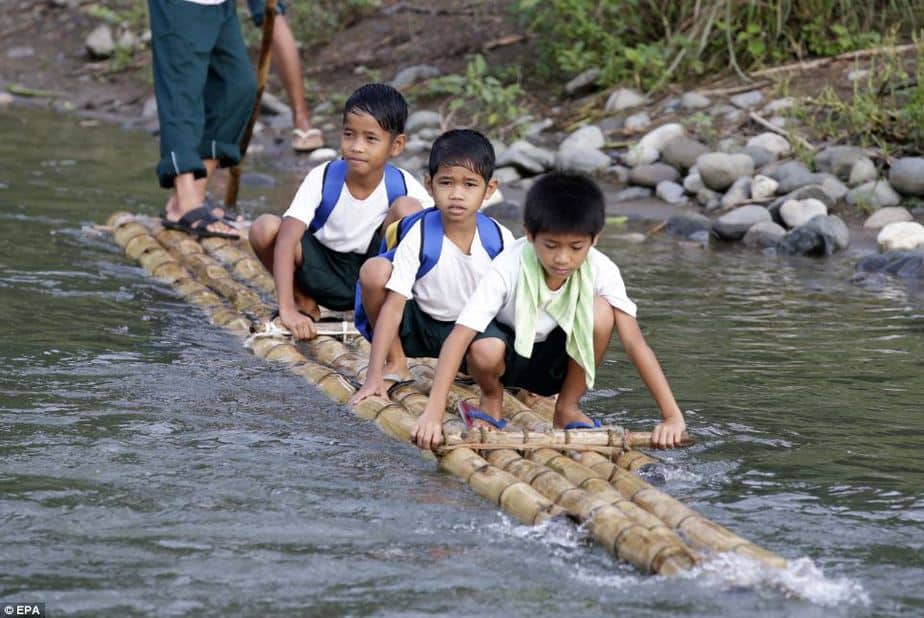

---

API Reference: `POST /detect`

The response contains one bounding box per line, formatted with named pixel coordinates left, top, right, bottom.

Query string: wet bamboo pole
left=440, top=426, right=693, bottom=452
left=123, top=214, right=783, bottom=572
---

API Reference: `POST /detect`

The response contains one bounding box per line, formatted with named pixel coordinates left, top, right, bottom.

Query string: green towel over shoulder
left=514, top=243, right=596, bottom=388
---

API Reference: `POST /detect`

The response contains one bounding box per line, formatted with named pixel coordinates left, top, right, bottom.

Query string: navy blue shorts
left=247, top=0, right=286, bottom=27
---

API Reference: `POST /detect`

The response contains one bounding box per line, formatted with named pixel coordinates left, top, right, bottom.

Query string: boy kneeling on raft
left=411, top=172, right=687, bottom=449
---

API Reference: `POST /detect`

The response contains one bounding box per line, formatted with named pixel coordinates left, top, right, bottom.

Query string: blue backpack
left=354, top=207, right=506, bottom=341
left=308, top=159, right=408, bottom=233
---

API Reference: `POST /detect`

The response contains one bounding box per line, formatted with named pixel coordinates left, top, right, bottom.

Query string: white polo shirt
left=284, top=162, right=434, bottom=254
left=385, top=217, right=516, bottom=322
left=456, top=237, right=637, bottom=343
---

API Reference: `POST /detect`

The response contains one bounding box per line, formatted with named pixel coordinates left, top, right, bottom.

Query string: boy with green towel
left=411, top=172, right=686, bottom=449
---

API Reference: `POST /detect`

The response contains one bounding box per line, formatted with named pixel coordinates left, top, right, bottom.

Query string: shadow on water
left=1, top=108, right=922, bottom=616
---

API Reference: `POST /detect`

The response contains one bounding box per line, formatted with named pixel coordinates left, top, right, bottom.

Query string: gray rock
left=639, top=123, right=685, bottom=152
left=404, top=137, right=430, bottom=154
left=847, top=69, right=870, bottom=82
left=697, top=187, right=722, bottom=211
left=848, top=157, right=877, bottom=186
left=778, top=214, right=849, bottom=255
left=605, top=88, right=647, bottom=112
left=846, top=180, right=902, bottom=208
left=814, top=174, right=850, bottom=202
left=717, top=137, right=743, bottom=153
left=714, top=205, right=772, bottom=240
left=742, top=145, right=777, bottom=169
left=623, top=145, right=659, bottom=168
left=417, top=127, right=441, bottom=141
left=482, top=201, right=524, bottom=221
left=405, top=110, right=442, bottom=133
left=697, top=152, right=754, bottom=191
left=625, top=111, right=651, bottom=131
left=116, top=30, right=138, bottom=53
left=656, top=180, right=687, bottom=204
left=522, top=118, right=554, bottom=137
left=308, top=148, right=338, bottom=163
left=629, top=163, right=680, bottom=187
left=606, top=165, right=630, bottom=184
left=260, top=91, right=291, bottom=116
left=746, top=132, right=791, bottom=157
left=493, top=166, right=522, bottom=185
left=6, top=46, right=34, bottom=59
left=497, top=140, right=555, bottom=175
left=855, top=251, right=924, bottom=280
left=556, top=147, right=611, bottom=175
left=721, top=176, right=752, bottom=209
left=141, top=95, right=158, bottom=119
left=241, top=172, right=276, bottom=187
left=661, top=136, right=709, bottom=171
left=565, top=68, right=601, bottom=95
left=85, top=24, right=114, bottom=59
left=598, top=115, right=625, bottom=133
left=0, top=92, right=13, bottom=106
left=780, top=198, right=828, bottom=228
left=613, top=187, right=653, bottom=202
left=723, top=109, right=745, bottom=123
left=666, top=213, right=712, bottom=238
left=491, top=139, right=507, bottom=160
left=729, top=90, right=764, bottom=108
left=688, top=230, right=713, bottom=246
left=770, top=160, right=814, bottom=194
left=560, top=125, right=605, bottom=152
left=683, top=172, right=704, bottom=194
left=814, top=145, right=869, bottom=180
left=743, top=221, right=786, bottom=248
left=313, top=101, right=335, bottom=116
left=681, top=91, right=711, bottom=109
left=889, top=157, right=924, bottom=196
left=750, top=175, right=779, bottom=200
left=877, top=221, right=924, bottom=251
left=864, top=206, right=913, bottom=229
left=762, top=97, right=794, bottom=114
left=710, top=104, right=737, bottom=116
left=391, top=64, right=441, bottom=89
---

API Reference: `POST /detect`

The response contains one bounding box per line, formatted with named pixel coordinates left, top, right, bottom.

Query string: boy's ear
left=592, top=233, right=600, bottom=246
left=389, top=133, right=407, bottom=157
left=483, top=177, right=499, bottom=200
left=424, top=174, right=434, bottom=196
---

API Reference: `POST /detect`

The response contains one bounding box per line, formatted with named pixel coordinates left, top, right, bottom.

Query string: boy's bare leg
left=249, top=214, right=320, bottom=318
left=465, top=337, right=506, bottom=428
left=553, top=296, right=615, bottom=428
left=359, top=257, right=409, bottom=379
left=380, top=196, right=423, bottom=234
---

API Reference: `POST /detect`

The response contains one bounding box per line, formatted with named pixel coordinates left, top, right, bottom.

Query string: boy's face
left=527, top=230, right=597, bottom=289
left=425, top=164, right=498, bottom=225
left=341, top=110, right=406, bottom=177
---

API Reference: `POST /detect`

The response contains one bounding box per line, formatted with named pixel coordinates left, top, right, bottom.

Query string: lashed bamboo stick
left=441, top=426, right=692, bottom=452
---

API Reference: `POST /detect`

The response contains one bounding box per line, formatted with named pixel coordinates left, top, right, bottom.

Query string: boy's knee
left=359, top=256, right=393, bottom=288
left=466, top=337, right=505, bottom=373
left=593, top=295, right=615, bottom=334
left=390, top=196, right=423, bottom=219
left=248, top=214, right=280, bottom=248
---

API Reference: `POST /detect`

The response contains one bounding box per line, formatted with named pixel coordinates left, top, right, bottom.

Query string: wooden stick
left=748, top=111, right=815, bottom=152
left=751, top=42, right=923, bottom=78
left=225, top=0, right=277, bottom=208
left=441, top=427, right=693, bottom=451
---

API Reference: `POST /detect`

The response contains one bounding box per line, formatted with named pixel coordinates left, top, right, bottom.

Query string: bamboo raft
left=105, top=212, right=788, bottom=576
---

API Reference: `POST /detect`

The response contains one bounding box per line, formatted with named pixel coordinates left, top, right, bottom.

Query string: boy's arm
left=273, top=217, right=316, bottom=340
left=348, top=290, right=406, bottom=405
left=411, top=324, right=478, bottom=450
left=613, top=309, right=686, bottom=448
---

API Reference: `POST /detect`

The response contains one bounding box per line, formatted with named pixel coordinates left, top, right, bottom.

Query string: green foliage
left=796, top=40, right=924, bottom=152
left=285, top=0, right=381, bottom=47
left=514, top=0, right=922, bottom=90
left=415, top=55, right=525, bottom=129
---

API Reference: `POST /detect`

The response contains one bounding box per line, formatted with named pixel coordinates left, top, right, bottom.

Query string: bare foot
left=469, top=396, right=505, bottom=430
left=553, top=403, right=595, bottom=429
left=291, top=287, right=321, bottom=321
left=382, top=361, right=410, bottom=381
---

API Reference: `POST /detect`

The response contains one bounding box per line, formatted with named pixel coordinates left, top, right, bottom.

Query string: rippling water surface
left=1, top=109, right=922, bottom=616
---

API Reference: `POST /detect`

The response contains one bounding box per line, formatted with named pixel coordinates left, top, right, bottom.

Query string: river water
left=1, top=108, right=922, bottom=617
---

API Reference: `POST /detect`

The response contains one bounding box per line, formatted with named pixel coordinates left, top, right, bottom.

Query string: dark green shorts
left=475, top=321, right=569, bottom=396
left=295, top=233, right=378, bottom=311
left=398, top=300, right=454, bottom=359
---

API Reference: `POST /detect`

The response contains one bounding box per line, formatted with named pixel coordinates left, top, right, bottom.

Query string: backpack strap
left=383, top=164, right=408, bottom=206
left=475, top=212, right=505, bottom=258
left=308, top=160, right=347, bottom=234
left=416, top=209, right=445, bottom=280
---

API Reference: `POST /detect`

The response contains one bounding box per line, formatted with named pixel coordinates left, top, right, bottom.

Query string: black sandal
left=161, top=205, right=240, bottom=240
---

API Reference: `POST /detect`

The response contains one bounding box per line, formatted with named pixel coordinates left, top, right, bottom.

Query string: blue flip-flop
left=458, top=400, right=508, bottom=430
left=563, top=418, right=603, bottom=430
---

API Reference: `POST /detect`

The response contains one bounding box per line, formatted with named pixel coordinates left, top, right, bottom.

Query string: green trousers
left=148, top=0, right=256, bottom=189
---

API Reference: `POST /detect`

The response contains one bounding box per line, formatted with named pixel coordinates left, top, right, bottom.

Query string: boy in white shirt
left=411, top=172, right=687, bottom=449
left=249, top=84, right=433, bottom=339
left=349, top=129, right=515, bottom=405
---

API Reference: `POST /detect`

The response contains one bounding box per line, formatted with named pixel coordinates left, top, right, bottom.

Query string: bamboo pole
left=225, top=0, right=277, bottom=208
left=440, top=426, right=692, bottom=452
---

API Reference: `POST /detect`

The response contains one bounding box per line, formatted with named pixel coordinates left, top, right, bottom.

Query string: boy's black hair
left=342, top=83, right=408, bottom=135
left=524, top=172, right=605, bottom=237
left=427, top=129, right=495, bottom=181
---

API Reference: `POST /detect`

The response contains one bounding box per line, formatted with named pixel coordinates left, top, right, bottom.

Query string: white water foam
left=681, top=552, right=871, bottom=607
